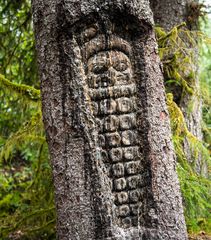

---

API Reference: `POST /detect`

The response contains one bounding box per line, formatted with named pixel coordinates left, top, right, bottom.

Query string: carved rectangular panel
left=75, top=21, right=148, bottom=229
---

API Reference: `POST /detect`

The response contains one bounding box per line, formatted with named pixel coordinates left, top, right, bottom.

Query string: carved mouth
left=88, top=83, right=136, bottom=100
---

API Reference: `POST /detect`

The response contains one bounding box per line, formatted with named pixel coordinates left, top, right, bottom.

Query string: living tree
left=0, top=0, right=210, bottom=239
left=151, top=0, right=211, bottom=233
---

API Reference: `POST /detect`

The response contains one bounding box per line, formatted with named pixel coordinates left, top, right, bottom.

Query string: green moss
left=163, top=26, right=211, bottom=231
left=0, top=74, right=40, bottom=102
left=155, top=23, right=197, bottom=103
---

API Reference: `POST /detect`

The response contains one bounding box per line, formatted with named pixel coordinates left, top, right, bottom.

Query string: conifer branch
left=0, top=74, right=40, bottom=101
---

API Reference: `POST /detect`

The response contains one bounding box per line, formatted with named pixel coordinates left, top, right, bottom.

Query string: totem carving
left=75, top=22, right=148, bottom=229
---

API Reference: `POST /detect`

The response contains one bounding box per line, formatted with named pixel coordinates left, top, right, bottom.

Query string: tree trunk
left=150, top=0, right=191, bottom=31
left=150, top=0, right=204, bottom=174
left=32, top=0, right=187, bottom=239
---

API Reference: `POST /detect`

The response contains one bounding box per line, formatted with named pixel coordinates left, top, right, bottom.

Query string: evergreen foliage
left=156, top=24, right=211, bottom=234
left=0, top=74, right=55, bottom=239
left=167, top=93, right=211, bottom=233
left=0, top=75, right=55, bottom=239
left=0, top=1, right=55, bottom=239
left=0, top=74, right=40, bottom=102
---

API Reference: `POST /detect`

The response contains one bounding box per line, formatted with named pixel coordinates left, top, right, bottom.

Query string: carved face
left=87, top=50, right=132, bottom=88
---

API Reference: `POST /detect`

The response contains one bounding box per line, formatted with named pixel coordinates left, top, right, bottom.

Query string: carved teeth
left=123, top=146, right=139, bottom=160
left=112, top=163, right=124, bottom=177
left=88, top=84, right=136, bottom=100
left=114, top=177, right=127, bottom=191
left=130, top=204, right=140, bottom=215
left=84, top=39, right=143, bottom=227
left=109, top=148, right=123, bottom=162
left=127, top=176, right=140, bottom=189
left=129, top=190, right=140, bottom=203
left=118, top=205, right=130, bottom=217
left=90, top=102, right=98, bottom=115
left=115, top=192, right=128, bottom=204
left=97, top=97, right=136, bottom=116
left=104, top=115, right=119, bottom=132
left=121, top=130, right=137, bottom=146
left=122, top=217, right=132, bottom=228
left=125, top=161, right=141, bottom=175
left=119, top=114, right=136, bottom=130
left=100, top=99, right=117, bottom=115
left=106, top=132, right=121, bottom=147
left=116, top=97, right=134, bottom=113
left=101, top=150, right=109, bottom=163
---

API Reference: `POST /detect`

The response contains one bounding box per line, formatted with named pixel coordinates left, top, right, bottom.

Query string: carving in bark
left=78, top=23, right=145, bottom=229
left=32, top=0, right=188, bottom=239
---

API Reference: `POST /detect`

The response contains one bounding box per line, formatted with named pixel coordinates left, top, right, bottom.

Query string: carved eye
left=114, top=62, right=128, bottom=72
left=82, top=25, right=98, bottom=42
left=92, top=65, right=108, bottom=74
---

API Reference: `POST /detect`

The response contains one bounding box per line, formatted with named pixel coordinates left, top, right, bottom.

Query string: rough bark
left=150, top=0, right=204, bottom=174
left=32, top=0, right=188, bottom=239
left=150, top=0, right=191, bottom=31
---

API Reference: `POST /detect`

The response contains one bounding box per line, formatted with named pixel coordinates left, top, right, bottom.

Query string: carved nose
left=100, top=69, right=116, bottom=87
left=100, top=75, right=114, bottom=87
